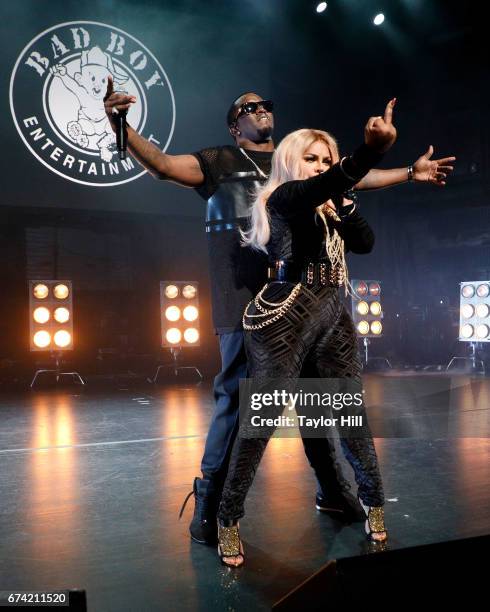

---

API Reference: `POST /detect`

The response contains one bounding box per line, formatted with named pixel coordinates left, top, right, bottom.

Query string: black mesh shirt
left=192, top=145, right=272, bottom=334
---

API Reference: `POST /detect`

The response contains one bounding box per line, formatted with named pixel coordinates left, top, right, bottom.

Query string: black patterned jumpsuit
left=218, top=144, right=385, bottom=522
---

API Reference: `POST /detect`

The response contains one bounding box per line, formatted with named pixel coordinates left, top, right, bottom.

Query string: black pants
left=218, top=282, right=384, bottom=522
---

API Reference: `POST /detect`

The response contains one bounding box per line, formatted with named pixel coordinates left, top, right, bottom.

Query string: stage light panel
left=161, top=281, right=200, bottom=347
left=459, top=280, right=490, bottom=342
left=352, top=279, right=383, bottom=338
left=29, top=280, right=73, bottom=351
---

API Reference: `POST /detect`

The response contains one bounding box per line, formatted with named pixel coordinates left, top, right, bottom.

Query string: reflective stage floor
left=0, top=374, right=489, bottom=611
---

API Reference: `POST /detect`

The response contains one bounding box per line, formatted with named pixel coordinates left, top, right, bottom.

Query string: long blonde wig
left=242, top=128, right=340, bottom=253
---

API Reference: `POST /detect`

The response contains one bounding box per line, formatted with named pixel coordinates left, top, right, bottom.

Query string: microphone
left=114, top=108, right=128, bottom=160
left=113, top=86, right=129, bottom=160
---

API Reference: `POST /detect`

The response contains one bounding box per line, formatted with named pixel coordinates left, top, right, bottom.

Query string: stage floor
left=0, top=374, right=489, bottom=611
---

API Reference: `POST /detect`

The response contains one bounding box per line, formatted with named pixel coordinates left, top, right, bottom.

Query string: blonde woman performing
left=216, top=100, right=398, bottom=567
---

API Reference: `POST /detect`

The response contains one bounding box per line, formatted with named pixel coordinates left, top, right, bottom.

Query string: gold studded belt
left=267, top=260, right=344, bottom=287
left=243, top=260, right=344, bottom=331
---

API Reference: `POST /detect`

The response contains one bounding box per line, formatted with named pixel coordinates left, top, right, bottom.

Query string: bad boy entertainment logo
left=9, top=21, right=175, bottom=187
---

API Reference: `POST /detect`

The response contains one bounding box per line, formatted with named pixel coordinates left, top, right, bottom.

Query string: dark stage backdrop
left=0, top=0, right=489, bottom=371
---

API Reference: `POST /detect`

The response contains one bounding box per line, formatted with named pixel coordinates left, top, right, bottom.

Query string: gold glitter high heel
left=217, top=520, right=244, bottom=567
left=358, top=496, right=387, bottom=542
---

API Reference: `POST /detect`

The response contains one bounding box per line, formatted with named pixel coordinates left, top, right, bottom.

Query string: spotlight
left=476, top=283, right=490, bottom=298
left=476, top=303, right=490, bottom=319
left=476, top=324, right=489, bottom=340
left=357, top=321, right=370, bottom=335
left=460, top=324, right=474, bottom=339
left=33, top=306, right=50, bottom=324
left=357, top=301, right=369, bottom=315
left=54, top=330, right=72, bottom=348
left=53, top=283, right=69, bottom=299
left=354, top=281, right=368, bottom=298
left=182, top=284, right=197, bottom=299
left=461, top=284, right=475, bottom=298
left=369, top=282, right=381, bottom=296
left=54, top=307, right=70, bottom=323
left=461, top=304, right=475, bottom=319
left=33, top=330, right=51, bottom=348
left=183, top=305, right=199, bottom=322
left=371, top=320, right=383, bottom=335
left=166, top=328, right=182, bottom=344
left=373, top=13, right=385, bottom=26
left=165, top=306, right=181, bottom=322
left=33, top=283, right=49, bottom=299
left=165, top=284, right=179, bottom=299
left=370, top=301, right=382, bottom=316
left=316, top=2, right=327, bottom=13
left=184, top=328, right=199, bottom=344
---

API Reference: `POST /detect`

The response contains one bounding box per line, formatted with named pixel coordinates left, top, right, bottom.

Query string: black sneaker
left=315, top=490, right=366, bottom=523
left=180, top=477, right=220, bottom=545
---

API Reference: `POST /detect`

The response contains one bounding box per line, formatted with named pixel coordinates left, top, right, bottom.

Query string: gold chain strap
left=243, top=283, right=301, bottom=330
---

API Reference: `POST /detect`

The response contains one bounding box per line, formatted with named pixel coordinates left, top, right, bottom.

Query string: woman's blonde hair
left=242, top=128, right=340, bottom=253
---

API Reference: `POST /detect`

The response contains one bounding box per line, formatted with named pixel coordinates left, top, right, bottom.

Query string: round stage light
left=460, top=324, right=474, bottom=339
left=370, top=301, right=382, bottom=316
left=476, top=284, right=490, bottom=298
left=184, top=328, right=199, bottom=344
left=166, top=328, right=182, bottom=344
left=54, top=330, right=71, bottom=348
left=374, top=13, right=385, bottom=26
left=33, top=306, right=50, bottom=324
left=371, top=320, right=383, bottom=335
left=355, top=281, right=368, bottom=297
left=33, top=330, right=51, bottom=348
left=476, top=324, right=489, bottom=339
left=475, top=303, right=490, bottom=319
left=165, top=306, right=181, bottom=321
left=357, top=321, right=370, bottom=335
left=33, top=283, right=49, bottom=299
left=316, top=2, right=327, bottom=13
left=183, top=305, right=199, bottom=322
left=54, top=307, right=70, bottom=323
left=461, top=284, right=475, bottom=298
left=369, top=282, right=381, bottom=296
left=182, top=284, right=197, bottom=299
left=54, top=283, right=69, bottom=299
left=165, top=284, right=179, bottom=299
left=356, top=301, right=369, bottom=315
left=461, top=304, right=475, bottom=319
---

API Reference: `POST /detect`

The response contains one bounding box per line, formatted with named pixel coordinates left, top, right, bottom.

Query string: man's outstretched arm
left=104, top=76, right=204, bottom=187
left=355, top=145, right=456, bottom=190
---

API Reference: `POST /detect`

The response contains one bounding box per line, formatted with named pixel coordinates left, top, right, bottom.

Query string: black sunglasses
left=235, top=100, right=274, bottom=121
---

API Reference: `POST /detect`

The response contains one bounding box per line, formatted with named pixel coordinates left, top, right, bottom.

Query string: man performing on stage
left=104, top=80, right=455, bottom=545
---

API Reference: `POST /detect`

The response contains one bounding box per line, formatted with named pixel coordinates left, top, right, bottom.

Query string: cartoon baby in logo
left=50, top=46, right=129, bottom=162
